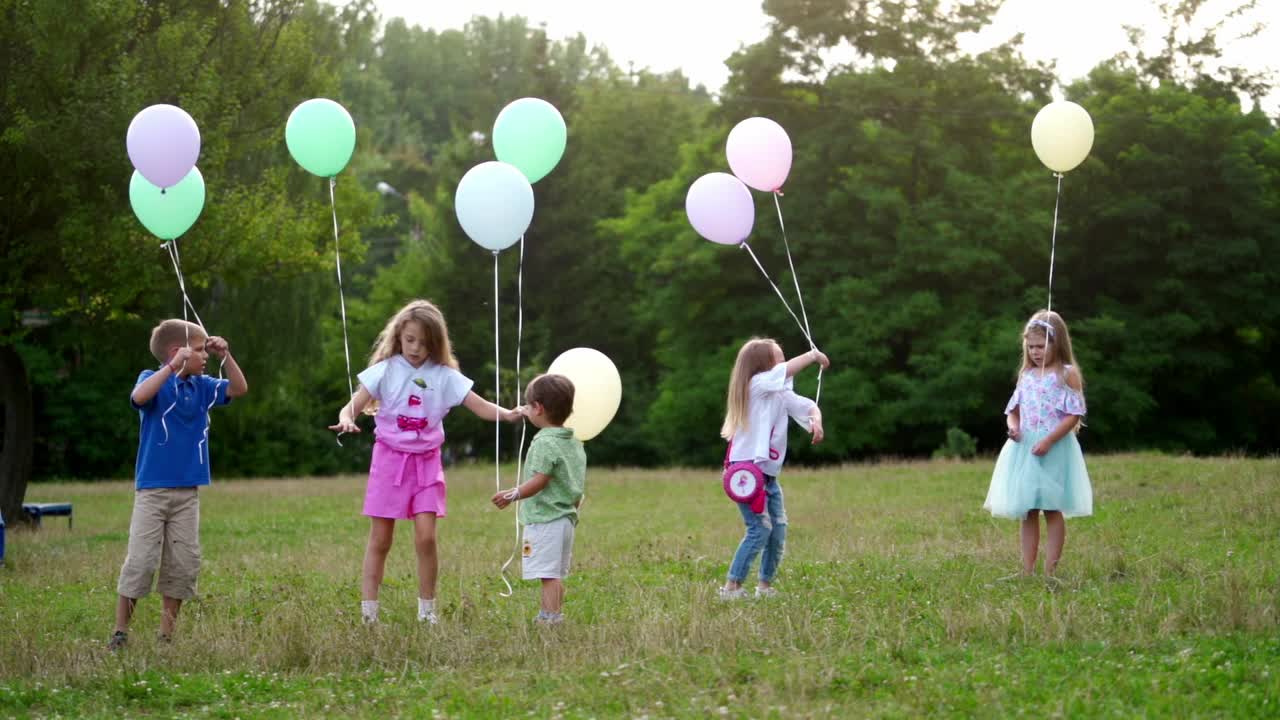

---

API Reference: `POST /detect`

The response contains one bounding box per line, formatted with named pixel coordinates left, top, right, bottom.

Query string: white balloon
left=1031, top=101, right=1095, bottom=173
left=546, top=348, right=621, bottom=442
left=454, top=161, right=534, bottom=251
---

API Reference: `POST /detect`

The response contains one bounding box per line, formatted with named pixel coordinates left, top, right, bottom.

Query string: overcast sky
left=365, top=0, right=1278, bottom=111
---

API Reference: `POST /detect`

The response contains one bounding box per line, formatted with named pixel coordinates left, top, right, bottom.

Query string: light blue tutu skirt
left=984, top=431, right=1093, bottom=520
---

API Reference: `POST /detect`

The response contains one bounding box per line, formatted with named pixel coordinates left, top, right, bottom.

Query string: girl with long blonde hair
left=330, top=299, right=523, bottom=624
left=718, top=337, right=828, bottom=600
left=984, top=309, right=1093, bottom=578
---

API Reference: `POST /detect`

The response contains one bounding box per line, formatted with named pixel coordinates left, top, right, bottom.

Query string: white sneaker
left=754, top=586, right=779, bottom=599
left=717, top=586, right=748, bottom=601
left=418, top=611, right=439, bottom=625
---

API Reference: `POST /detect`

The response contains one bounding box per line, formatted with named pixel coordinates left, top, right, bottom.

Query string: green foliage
left=933, top=427, right=978, bottom=460
left=4, top=1, right=1278, bottom=480
left=1, top=0, right=384, bottom=478
left=606, top=1, right=1279, bottom=464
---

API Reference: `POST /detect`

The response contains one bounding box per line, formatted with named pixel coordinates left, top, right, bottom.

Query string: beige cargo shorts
left=116, top=487, right=202, bottom=600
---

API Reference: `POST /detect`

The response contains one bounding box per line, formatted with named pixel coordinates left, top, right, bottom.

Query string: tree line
left=2, top=0, right=1276, bottom=519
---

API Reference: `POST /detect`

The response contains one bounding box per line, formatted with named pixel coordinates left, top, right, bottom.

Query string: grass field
left=2, top=454, right=1278, bottom=718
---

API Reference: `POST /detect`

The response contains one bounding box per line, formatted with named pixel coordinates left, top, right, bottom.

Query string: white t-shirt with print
left=357, top=355, right=474, bottom=453
left=727, top=364, right=817, bottom=477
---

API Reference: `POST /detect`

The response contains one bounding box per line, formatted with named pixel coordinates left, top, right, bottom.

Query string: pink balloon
left=127, top=104, right=201, bottom=189
left=686, top=172, right=754, bottom=245
left=726, top=117, right=792, bottom=192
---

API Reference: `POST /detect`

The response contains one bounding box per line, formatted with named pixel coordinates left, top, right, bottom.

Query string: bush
left=933, top=427, right=977, bottom=460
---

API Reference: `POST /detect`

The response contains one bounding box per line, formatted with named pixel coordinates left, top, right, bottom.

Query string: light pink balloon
left=726, top=117, right=792, bottom=192
left=686, top=172, right=754, bottom=245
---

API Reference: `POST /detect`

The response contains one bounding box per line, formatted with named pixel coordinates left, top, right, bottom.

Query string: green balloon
left=492, top=98, right=566, bottom=183
left=285, top=98, right=356, bottom=177
left=129, top=168, right=205, bottom=240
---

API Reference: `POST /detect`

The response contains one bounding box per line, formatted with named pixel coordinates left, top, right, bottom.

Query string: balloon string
left=492, top=249, right=515, bottom=598
left=771, top=192, right=821, bottom=404
left=329, top=177, right=355, bottom=447
left=164, top=239, right=206, bottom=331
left=1047, top=172, right=1063, bottom=314
left=169, top=239, right=226, bottom=377
left=492, top=250, right=502, bottom=495
left=514, top=235, right=527, bottom=493
left=741, top=241, right=816, bottom=351
left=499, top=236, right=528, bottom=598
left=158, top=240, right=186, bottom=451
left=161, top=238, right=225, bottom=456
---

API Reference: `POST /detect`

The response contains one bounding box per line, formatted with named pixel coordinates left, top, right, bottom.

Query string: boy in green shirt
left=492, top=374, right=586, bottom=625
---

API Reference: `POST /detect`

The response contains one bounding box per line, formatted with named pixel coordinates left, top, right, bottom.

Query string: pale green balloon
left=129, top=167, right=205, bottom=240
left=492, top=98, right=566, bottom=183
left=285, top=98, right=356, bottom=177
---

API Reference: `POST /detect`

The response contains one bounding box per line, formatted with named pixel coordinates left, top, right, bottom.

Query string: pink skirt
left=363, top=441, right=446, bottom=520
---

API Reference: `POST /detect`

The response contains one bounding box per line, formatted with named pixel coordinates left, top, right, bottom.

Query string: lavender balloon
left=686, top=172, right=754, bottom=245
left=127, top=105, right=201, bottom=189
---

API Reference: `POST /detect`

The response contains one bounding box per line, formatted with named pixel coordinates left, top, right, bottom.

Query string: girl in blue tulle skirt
left=984, top=310, right=1092, bottom=576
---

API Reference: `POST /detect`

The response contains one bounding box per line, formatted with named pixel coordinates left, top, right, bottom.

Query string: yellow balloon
left=1031, top=101, right=1094, bottom=173
left=546, top=348, right=621, bottom=442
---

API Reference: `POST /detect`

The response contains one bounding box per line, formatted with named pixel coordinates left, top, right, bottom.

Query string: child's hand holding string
left=809, top=408, right=824, bottom=444
left=168, top=346, right=192, bottom=373
left=329, top=405, right=360, bottom=434
left=1006, top=412, right=1022, bottom=442
left=204, top=336, right=230, bottom=358
left=491, top=487, right=520, bottom=509
left=329, top=387, right=371, bottom=435
left=329, top=418, right=360, bottom=434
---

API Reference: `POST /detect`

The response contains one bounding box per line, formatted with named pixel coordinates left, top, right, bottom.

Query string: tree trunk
left=0, top=344, right=34, bottom=527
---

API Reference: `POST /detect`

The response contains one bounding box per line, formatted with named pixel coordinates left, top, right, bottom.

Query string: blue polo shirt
left=132, top=369, right=232, bottom=489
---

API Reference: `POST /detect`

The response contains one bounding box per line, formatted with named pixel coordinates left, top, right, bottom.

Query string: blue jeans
left=727, top=477, right=786, bottom=583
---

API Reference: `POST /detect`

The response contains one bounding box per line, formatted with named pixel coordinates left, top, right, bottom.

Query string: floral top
left=1004, top=365, right=1086, bottom=434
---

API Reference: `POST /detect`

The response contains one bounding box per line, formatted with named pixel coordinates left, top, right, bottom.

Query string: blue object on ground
left=23, top=502, right=73, bottom=529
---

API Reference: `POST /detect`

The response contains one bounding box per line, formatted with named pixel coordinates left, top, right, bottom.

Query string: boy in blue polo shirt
left=109, top=319, right=247, bottom=650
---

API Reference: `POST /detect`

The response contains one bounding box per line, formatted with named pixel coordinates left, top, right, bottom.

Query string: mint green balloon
left=129, top=167, right=205, bottom=240
left=285, top=98, right=356, bottom=177
left=492, top=98, right=566, bottom=183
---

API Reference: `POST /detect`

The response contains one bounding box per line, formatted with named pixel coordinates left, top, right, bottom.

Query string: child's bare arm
left=131, top=348, right=190, bottom=406
left=785, top=348, right=830, bottom=378
left=330, top=386, right=373, bottom=433
left=1006, top=408, right=1022, bottom=442
left=206, top=338, right=247, bottom=398
left=492, top=472, right=552, bottom=509
left=462, top=391, right=522, bottom=422
left=1032, top=414, right=1082, bottom=456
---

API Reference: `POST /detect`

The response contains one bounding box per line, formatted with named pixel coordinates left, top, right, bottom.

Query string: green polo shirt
left=519, top=427, right=587, bottom=526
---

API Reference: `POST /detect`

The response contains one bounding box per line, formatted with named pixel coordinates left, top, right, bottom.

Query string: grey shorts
left=521, top=517, right=575, bottom=580
left=117, top=488, right=202, bottom=600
